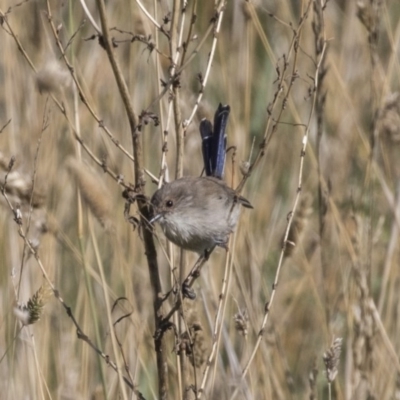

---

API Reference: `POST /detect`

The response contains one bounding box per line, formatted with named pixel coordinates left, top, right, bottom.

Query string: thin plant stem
left=230, top=34, right=327, bottom=400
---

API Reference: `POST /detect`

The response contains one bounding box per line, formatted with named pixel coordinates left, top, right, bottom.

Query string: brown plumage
left=150, top=177, right=252, bottom=254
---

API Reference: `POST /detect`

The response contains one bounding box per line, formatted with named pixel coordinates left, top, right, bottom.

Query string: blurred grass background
left=1, top=0, right=400, bottom=399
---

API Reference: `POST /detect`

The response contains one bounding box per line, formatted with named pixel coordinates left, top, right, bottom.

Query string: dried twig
left=231, top=3, right=326, bottom=397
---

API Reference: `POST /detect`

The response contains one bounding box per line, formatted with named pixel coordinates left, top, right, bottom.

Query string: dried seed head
left=36, top=60, right=71, bottom=95
left=379, top=92, right=400, bottom=143
left=0, top=152, right=46, bottom=208
left=234, top=308, right=249, bottom=338
left=67, top=158, right=114, bottom=231
left=178, top=322, right=207, bottom=368
left=377, top=92, right=400, bottom=180
left=189, top=323, right=207, bottom=368
left=323, top=337, right=342, bottom=383
left=14, top=282, right=52, bottom=325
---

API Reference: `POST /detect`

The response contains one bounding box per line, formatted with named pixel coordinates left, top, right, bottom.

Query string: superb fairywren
left=151, top=104, right=252, bottom=256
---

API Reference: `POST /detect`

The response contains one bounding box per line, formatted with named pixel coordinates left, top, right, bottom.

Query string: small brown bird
left=150, top=176, right=252, bottom=255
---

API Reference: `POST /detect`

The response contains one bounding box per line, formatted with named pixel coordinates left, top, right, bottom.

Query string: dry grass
left=1, top=0, right=400, bottom=399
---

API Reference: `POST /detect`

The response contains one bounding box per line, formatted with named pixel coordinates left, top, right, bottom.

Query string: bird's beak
left=149, top=213, right=162, bottom=224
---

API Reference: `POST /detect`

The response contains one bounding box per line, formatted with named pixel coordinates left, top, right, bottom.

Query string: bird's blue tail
left=200, top=103, right=230, bottom=179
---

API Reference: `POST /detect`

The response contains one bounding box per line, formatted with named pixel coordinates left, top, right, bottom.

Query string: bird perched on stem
left=151, top=104, right=252, bottom=257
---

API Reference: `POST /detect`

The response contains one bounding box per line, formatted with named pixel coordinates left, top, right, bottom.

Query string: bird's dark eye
left=165, top=200, right=173, bottom=208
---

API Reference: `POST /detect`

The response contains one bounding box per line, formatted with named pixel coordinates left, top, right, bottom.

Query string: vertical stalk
left=95, top=0, right=168, bottom=397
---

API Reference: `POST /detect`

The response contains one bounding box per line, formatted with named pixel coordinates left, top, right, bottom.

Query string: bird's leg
left=182, top=255, right=206, bottom=299
left=182, top=247, right=215, bottom=299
